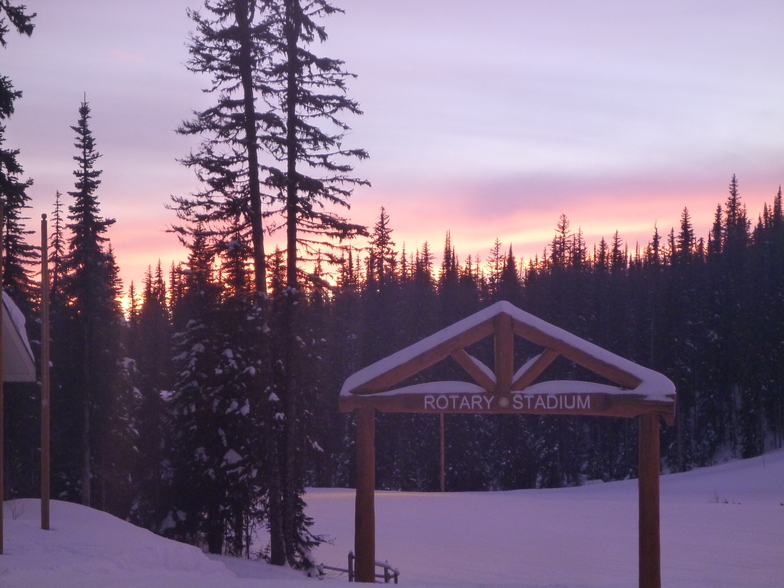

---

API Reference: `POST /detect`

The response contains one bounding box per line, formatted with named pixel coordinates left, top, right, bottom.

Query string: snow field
left=3, top=449, right=783, bottom=588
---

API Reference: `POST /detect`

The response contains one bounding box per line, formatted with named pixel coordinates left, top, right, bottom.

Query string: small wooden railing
left=322, top=551, right=399, bottom=583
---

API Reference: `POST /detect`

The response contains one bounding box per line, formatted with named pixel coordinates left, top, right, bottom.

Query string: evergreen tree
left=167, top=232, right=227, bottom=551
left=550, top=213, right=571, bottom=270
left=675, top=207, right=694, bottom=260
left=259, top=0, right=367, bottom=567
left=438, top=231, right=465, bottom=326
left=0, top=1, right=34, bottom=48
left=717, top=176, right=755, bottom=455
left=56, top=99, right=125, bottom=510
left=48, top=191, right=66, bottom=301
left=724, top=175, right=749, bottom=253
left=0, top=144, right=36, bottom=312
left=498, top=245, right=521, bottom=304
left=367, top=207, right=396, bottom=289
left=174, top=0, right=275, bottom=294
left=176, top=1, right=367, bottom=567
left=0, top=1, right=36, bottom=314
left=0, top=3, right=38, bottom=502
left=165, top=221, right=269, bottom=556
left=361, top=209, right=399, bottom=361
left=485, top=238, right=504, bottom=300
left=129, top=263, right=173, bottom=530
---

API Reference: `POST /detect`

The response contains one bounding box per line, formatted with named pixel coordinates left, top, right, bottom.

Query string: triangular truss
left=340, top=301, right=675, bottom=420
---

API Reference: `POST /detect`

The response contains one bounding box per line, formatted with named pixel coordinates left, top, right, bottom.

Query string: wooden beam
left=352, top=320, right=495, bottom=394
left=340, top=389, right=675, bottom=420
left=639, top=413, right=661, bottom=588
left=354, top=408, right=376, bottom=583
left=512, top=348, right=559, bottom=391
left=439, top=413, right=445, bottom=493
left=41, top=214, right=51, bottom=531
left=450, top=349, right=495, bottom=391
left=512, top=321, right=642, bottom=390
left=1, top=202, right=5, bottom=555
left=494, top=313, right=514, bottom=394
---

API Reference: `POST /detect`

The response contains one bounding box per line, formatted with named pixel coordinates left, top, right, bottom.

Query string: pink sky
left=4, top=0, right=783, bottom=291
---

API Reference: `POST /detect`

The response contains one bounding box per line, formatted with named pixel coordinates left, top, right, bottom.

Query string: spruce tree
left=550, top=213, right=571, bottom=270
left=0, top=138, right=36, bottom=312
left=0, top=1, right=36, bottom=314
left=361, top=208, right=398, bottom=362
left=48, top=191, right=66, bottom=301
left=367, top=207, right=396, bottom=289
left=714, top=176, right=754, bottom=454
left=498, top=245, right=521, bottom=304
left=57, top=99, right=125, bottom=509
left=129, top=264, right=172, bottom=530
left=165, top=226, right=267, bottom=556
left=167, top=232, right=227, bottom=551
left=485, top=238, right=505, bottom=300
left=0, top=3, right=38, bottom=501
left=438, top=231, right=465, bottom=326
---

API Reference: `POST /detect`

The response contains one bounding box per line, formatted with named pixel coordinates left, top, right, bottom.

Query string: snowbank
left=2, top=499, right=230, bottom=588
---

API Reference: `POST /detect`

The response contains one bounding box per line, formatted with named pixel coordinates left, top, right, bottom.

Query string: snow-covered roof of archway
left=340, top=301, right=675, bottom=419
left=3, top=292, right=36, bottom=383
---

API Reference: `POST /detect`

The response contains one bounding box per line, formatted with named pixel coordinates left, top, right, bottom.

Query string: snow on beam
left=449, top=349, right=495, bottom=391
left=511, top=320, right=641, bottom=391
left=341, top=301, right=675, bottom=410
left=512, top=348, right=559, bottom=391
left=343, top=319, right=495, bottom=395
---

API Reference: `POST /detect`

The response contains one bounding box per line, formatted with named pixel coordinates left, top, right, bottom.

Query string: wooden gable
left=340, top=301, right=675, bottom=421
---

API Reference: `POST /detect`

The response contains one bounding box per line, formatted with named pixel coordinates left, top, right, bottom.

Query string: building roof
left=3, top=292, right=36, bottom=382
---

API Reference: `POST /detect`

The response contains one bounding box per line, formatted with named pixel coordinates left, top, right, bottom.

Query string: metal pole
left=40, top=214, right=50, bottom=530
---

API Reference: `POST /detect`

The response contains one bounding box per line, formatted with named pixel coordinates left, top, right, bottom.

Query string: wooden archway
left=339, top=301, right=675, bottom=588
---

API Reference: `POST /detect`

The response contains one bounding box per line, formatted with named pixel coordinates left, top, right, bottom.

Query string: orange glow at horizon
left=36, top=177, right=779, bottom=309
left=350, top=180, right=781, bottom=271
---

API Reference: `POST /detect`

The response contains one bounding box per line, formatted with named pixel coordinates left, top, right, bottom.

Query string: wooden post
left=354, top=407, right=376, bottom=583
left=439, top=413, right=445, bottom=492
left=493, top=313, right=514, bottom=394
left=639, top=413, right=661, bottom=588
left=40, top=215, right=50, bottom=530
left=0, top=201, right=5, bottom=554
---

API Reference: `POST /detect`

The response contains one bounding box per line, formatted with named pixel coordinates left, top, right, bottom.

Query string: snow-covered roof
left=340, top=301, right=675, bottom=417
left=3, top=291, right=36, bottom=382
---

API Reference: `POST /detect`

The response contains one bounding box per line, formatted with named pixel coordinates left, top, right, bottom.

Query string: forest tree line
left=4, top=171, right=784, bottom=558
left=2, top=0, right=783, bottom=566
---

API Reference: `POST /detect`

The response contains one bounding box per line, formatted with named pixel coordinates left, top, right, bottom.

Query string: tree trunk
left=235, top=0, right=266, bottom=296
left=81, top=399, right=91, bottom=506
left=273, top=0, right=305, bottom=568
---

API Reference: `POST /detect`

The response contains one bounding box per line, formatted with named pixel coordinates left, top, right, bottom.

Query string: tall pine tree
left=56, top=99, right=126, bottom=510
left=256, top=0, right=368, bottom=567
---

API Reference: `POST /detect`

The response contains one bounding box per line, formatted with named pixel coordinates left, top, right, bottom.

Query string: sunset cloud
left=111, top=49, right=146, bottom=64
left=4, top=0, right=782, bottom=289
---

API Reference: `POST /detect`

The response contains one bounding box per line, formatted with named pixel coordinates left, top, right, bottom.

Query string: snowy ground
left=3, top=449, right=783, bottom=587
